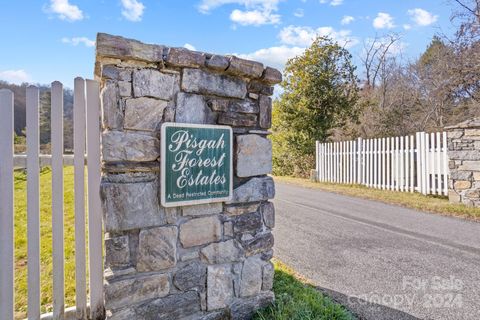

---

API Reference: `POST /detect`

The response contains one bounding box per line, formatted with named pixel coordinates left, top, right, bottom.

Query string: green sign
left=161, top=123, right=233, bottom=207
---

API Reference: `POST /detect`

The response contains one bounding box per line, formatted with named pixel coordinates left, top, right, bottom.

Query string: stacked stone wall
left=446, top=118, right=480, bottom=207
left=95, top=33, right=281, bottom=319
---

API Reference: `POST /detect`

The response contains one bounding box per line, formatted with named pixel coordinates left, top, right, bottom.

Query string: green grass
left=14, top=167, right=80, bottom=319
left=275, top=176, right=480, bottom=220
left=254, top=260, right=355, bottom=320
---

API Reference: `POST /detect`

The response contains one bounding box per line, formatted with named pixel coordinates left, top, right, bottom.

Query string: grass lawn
left=275, top=176, right=480, bottom=221
left=14, top=166, right=80, bottom=319
left=254, top=260, right=355, bottom=320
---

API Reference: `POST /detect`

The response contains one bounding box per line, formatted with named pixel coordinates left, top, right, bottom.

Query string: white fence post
left=0, top=89, right=14, bottom=320
left=357, top=138, right=362, bottom=184
left=442, top=132, right=449, bottom=196
left=51, top=81, right=65, bottom=320
left=86, top=80, right=104, bottom=320
left=74, top=78, right=88, bottom=320
left=27, top=85, right=41, bottom=320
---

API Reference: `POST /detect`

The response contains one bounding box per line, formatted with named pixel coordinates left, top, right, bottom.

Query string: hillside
left=0, top=81, right=74, bottom=152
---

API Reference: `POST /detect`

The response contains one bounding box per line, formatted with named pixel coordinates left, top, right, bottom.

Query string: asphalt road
left=273, top=181, right=480, bottom=320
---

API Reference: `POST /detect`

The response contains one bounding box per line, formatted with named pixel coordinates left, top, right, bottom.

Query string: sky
left=0, top=0, right=459, bottom=88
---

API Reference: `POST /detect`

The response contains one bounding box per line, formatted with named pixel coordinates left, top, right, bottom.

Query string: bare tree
left=360, top=33, right=401, bottom=89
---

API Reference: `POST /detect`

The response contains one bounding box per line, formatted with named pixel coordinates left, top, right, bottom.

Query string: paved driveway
left=273, top=181, right=480, bottom=320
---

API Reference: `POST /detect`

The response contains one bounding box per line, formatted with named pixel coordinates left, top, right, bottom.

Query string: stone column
left=446, top=118, right=480, bottom=207
left=95, top=33, right=281, bottom=320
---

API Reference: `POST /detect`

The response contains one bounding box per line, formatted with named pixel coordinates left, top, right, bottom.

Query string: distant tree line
left=0, top=81, right=74, bottom=153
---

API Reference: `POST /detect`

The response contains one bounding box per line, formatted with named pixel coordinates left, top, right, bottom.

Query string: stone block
left=227, top=56, right=264, bottom=79
left=102, top=131, right=159, bottom=162
left=233, top=211, right=263, bottom=234
left=218, top=112, right=257, bottom=127
left=173, top=261, right=207, bottom=292
left=240, top=257, right=262, bottom=297
left=459, top=161, right=480, bottom=171
left=464, top=129, right=480, bottom=136
left=454, top=180, right=472, bottom=191
left=206, top=55, right=230, bottom=71
left=200, top=239, right=244, bottom=264
left=230, top=100, right=259, bottom=114
left=182, top=202, right=223, bottom=217
left=474, top=172, right=480, bottom=181
left=258, top=95, right=272, bottom=129
left=124, top=97, right=167, bottom=131
left=230, top=291, right=275, bottom=320
left=118, top=81, right=132, bottom=97
left=106, top=308, right=136, bottom=320
left=230, top=177, right=275, bottom=204
left=96, top=33, right=165, bottom=62
left=105, top=235, right=130, bottom=268
left=180, top=216, right=222, bottom=248
left=465, top=189, right=480, bottom=198
left=135, top=291, right=201, bottom=320
left=182, top=68, right=247, bottom=99
left=166, top=47, right=206, bottom=68
left=236, top=134, right=272, bottom=177
left=260, top=67, right=282, bottom=84
left=260, top=202, right=275, bottom=229
left=224, top=221, right=234, bottom=238
left=242, top=233, right=274, bottom=256
left=448, top=150, right=480, bottom=161
left=451, top=171, right=472, bottom=180
left=133, top=69, right=176, bottom=100
left=175, top=93, right=216, bottom=124
left=248, top=81, right=274, bottom=96
left=137, top=226, right=178, bottom=272
left=101, top=175, right=166, bottom=232
left=101, top=80, right=123, bottom=130
left=262, top=262, right=274, bottom=291
left=207, top=265, right=234, bottom=310
left=104, top=273, right=170, bottom=310
left=102, top=65, right=132, bottom=81
left=224, top=203, right=260, bottom=216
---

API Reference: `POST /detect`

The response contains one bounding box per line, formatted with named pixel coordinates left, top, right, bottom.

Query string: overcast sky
left=0, top=0, right=457, bottom=88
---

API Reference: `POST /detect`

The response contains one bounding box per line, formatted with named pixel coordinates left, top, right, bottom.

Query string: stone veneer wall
left=446, top=118, right=480, bottom=207
left=95, top=33, right=281, bottom=320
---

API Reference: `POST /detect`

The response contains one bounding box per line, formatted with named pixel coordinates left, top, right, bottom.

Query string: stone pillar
left=446, top=118, right=480, bottom=207
left=95, top=33, right=281, bottom=320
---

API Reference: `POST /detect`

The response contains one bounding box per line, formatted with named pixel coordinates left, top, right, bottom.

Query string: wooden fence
left=315, top=132, right=449, bottom=196
left=0, top=78, right=103, bottom=320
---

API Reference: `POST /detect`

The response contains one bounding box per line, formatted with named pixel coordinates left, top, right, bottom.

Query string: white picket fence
left=315, top=132, right=449, bottom=196
left=0, top=78, right=104, bottom=320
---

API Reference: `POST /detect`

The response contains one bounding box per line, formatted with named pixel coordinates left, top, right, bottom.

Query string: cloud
left=403, top=24, right=412, bottom=30
left=373, top=12, right=395, bottom=29
left=198, top=0, right=280, bottom=13
left=294, top=8, right=304, bottom=18
left=279, top=25, right=358, bottom=48
left=341, top=15, right=354, bottom=25
left=184, top=43, right=196, bottom=51
left=237, top=46, right=305, bottom=71
left=320, top=0, right=343, bottom=6
left=408, top=8, right=438, bottom=26
left=121, top=0, right=145, bottom=22
left=46, top=0, right=84, bottom=21
left=0, top=70, right=32, bottom=84
left=61, top=37, right=95, bottom=47
left=230, top=8, right=280, bottom=25
left=198, top=0, right=281, bottom=26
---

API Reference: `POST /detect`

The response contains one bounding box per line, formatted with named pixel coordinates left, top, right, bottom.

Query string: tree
left=272, top=36, right=359, bottom=176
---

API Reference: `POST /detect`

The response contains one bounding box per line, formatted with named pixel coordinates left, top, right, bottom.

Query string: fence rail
left=0, top=78, right=104, bottom=320
left=315, top=132, right=449, bottom=196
